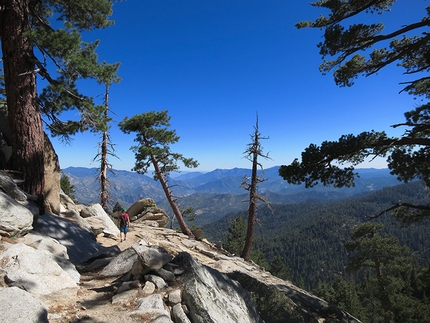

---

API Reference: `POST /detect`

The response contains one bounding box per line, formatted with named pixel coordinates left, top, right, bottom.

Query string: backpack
left=119, top=212, right=128, bottom=227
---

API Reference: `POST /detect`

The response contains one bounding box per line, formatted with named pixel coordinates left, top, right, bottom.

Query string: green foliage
left=296, top=1, right=427, bottom=95
left=60, top=174, right=76, bottom=202
left=112, top=201, right=123, bottom=214
left=20, top=0, right=118, bottom=139
left=282, top=2, right=430, bottom=220
left=118, top=110, right=199, bottom=178
left=329, top=278, right=364, bottom=320
left=313, top=229, right=430, bottom=323
left=342, top=222, right=430, bottom=322
left=181, top=206, right=197, bottom=222
left=204, top=181, right=430, bottom=290
left=223, top=215, right=269, bottom=267
left=345, top=222, right=410, bottom=274
left=118, top=110, right=198, bottom=237
left=223, top=215, right=247, bottom=256
left=279, top=131, right=391, bottom=188
left=250, top=249, right=270, bottom=270
left=270, top=255, right=292, bottom=281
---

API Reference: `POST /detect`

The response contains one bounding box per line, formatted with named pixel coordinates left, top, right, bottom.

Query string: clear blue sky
left=50, top=0, right=425, bottom=172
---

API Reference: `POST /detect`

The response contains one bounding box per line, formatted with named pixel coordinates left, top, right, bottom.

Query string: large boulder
left=0, top=191, right=33, bottom=237
left=43, top=133, right=61, bottom=215
left=127, top=198, right=170, bottom=227
left=0, top=243, right=78, bottom=302
left=32, top=212, right=120, bottom=264
left=0, top=170, right=27, bottom=202
left=0, top=287, right=49, bottom=323
left=130, top=294, right=173, bottom=322
left=172, top=252, right=263, bottom=323
left=82, top=203, right=120, bottom=238
left=228, top=271, right=336, bottom=323
left=59, top=208, right=95, bottom=236
left=98, top=244, right=173, bottom=278
left=58, top=192, right=95, bottom=236
left=133, top=244, right=173, bottom=271
left=98, top=247, right=138, bottom=277
left=19, top=232, right=80, bottom=284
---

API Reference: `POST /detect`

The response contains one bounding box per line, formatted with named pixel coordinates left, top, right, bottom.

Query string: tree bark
left=100, top=85, right=109, bottom=209
left=150, top=154, right=194, bottom=238
left=0, top=0, right=45, bottom=209
left=241, top=148, right=258, bottom=261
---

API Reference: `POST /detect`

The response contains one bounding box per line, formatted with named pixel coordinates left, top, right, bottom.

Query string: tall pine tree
left=119, top=110, right=199, bottom=238
left=0, top=0, right=116, bottom=208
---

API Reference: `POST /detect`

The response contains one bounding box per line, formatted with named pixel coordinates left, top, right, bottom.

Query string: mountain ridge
left=63, top=166, right=402, bottom=223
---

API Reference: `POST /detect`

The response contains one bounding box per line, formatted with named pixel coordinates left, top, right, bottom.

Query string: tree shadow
left=32, top=213, right=120, bottom=264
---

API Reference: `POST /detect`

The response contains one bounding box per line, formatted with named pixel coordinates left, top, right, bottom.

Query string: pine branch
left=367, top=202, right=430, bottom=220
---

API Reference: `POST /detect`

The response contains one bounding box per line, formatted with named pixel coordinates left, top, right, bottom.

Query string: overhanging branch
left=367, top=202, right=430, bottom=220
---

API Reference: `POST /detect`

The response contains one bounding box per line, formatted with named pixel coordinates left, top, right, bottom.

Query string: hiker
left=118, top=208, right=130, bottom=242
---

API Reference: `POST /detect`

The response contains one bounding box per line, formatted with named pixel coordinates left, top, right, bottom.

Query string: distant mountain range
left=63, top=166, right=402, bottom=224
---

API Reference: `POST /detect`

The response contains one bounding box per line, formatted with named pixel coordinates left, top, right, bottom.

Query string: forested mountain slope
left=64, top=166, right=402, bottom=214
left=202, top=181, right=430, bottom=290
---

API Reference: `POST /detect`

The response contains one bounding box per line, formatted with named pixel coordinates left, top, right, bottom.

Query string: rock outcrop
left=81, top=203, right=121, bottom=237
left=0, top=175, right=34, bottom=237
left=43, top=133, right=61, bottom=215
left=127, top=198, right=170, bottom=227
left=0, top=287, right=49, bottom=323
left=1, top=242, right=78, bottom=302
left=32, top=212, right=120, bottom=264
left=172, top=252, right=263, bottom=323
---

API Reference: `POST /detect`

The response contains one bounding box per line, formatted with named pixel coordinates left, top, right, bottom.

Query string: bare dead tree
left=241, top=114, right=272, bottom=261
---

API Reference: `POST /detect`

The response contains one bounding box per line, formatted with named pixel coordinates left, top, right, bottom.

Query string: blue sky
left=50, top=0, right=426, bottom=172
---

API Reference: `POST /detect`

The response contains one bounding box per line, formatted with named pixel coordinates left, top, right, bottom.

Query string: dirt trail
left=48, top=225, right=145, bottom=323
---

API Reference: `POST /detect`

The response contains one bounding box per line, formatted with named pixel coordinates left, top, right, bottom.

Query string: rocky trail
left=47, top=225, right=155, bottom=323
left=3, top=217, right=360, bottom=323
left=42, top=223, right=250, bottom=322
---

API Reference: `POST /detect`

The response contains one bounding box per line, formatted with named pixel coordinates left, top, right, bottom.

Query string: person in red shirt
left=118, top=208, right=130, bottom=242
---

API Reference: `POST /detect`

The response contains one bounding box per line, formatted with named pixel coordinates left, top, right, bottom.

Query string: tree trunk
left=0, top=0, right=45, bottom=210
left=100, top=86, right=109, bottom=209
left=150, top=154, right=194, bottom=238
left=241, top=149, right=258, bottom=261
left=100, top=129, right=108, bottom=209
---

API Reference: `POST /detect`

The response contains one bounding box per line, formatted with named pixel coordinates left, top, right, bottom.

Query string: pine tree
left=224, top=216, right=247, bottom=256
left=118, top=110, right=199, bottom=237
left=60, top=174, right=76, bottom=202
left=344, top=222, right=430, bottom=323
left=0, top=0, right=116, bottom=208
left=112, top=202, right=124, bottom=214
left=280, top=1, right=430, bottom=219
left=270, top=255, right=291, bottom=281
left=92, top=62, right=121, bottom=210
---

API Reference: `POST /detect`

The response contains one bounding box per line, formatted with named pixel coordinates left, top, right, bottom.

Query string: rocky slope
left=0, top=170, right=360, bottom=323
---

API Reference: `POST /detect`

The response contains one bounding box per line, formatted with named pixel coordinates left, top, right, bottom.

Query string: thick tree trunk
left=0, top=0, right=45, bottom=209
left=150, top=154, right=194, bottom=238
